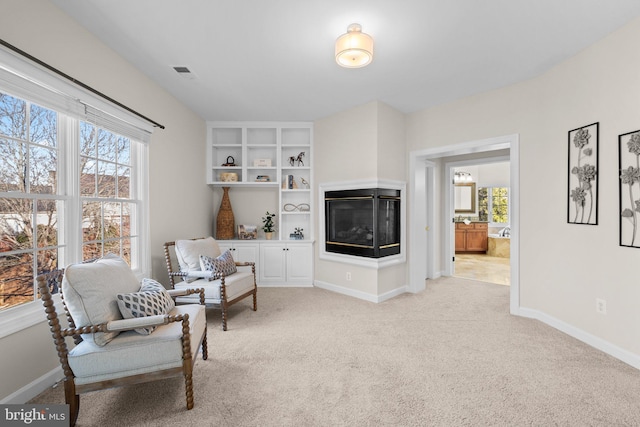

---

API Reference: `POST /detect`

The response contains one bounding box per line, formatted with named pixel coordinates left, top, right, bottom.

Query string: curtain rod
left=0, top=38, right=165, bottom=130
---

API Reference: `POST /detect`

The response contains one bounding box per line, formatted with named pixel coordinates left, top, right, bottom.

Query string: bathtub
left=487, top=234, right=510, bottom=258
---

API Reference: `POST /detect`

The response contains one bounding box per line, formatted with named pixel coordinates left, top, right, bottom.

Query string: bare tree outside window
left=80, top=122, right=134, bottom=264
left=0, top=91, right=139, bottom=311
left=0, top=93, right=60, bottom=310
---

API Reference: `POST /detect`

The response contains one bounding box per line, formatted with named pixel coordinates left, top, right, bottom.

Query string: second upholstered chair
left=163, top=237, right=257, bottom=330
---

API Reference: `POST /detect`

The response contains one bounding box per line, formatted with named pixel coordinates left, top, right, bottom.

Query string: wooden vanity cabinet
left=455, top=222, right=488, bottom=253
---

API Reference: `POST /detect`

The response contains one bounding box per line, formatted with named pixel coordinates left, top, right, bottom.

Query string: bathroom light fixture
left=335, top=23, right=374, bottom=68
left=454, top=171, right=473, bottom=183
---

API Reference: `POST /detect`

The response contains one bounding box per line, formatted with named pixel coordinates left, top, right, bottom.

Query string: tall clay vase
left=216, top=187, right=235, bottom=239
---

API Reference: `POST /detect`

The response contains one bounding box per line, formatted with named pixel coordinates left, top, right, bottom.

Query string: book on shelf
left=283, top=174, right=298, bottom=189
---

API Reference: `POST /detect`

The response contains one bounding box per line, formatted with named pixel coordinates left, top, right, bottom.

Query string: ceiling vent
left=172, top=66, right=196, bottom=79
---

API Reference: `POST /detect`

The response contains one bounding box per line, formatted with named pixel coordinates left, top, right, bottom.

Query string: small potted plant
left=261, top=211, right=276, bottom=240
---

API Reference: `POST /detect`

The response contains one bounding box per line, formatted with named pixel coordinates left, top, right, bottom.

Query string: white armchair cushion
left=200, top=250, right=237, bottom=280
left=175, top=237, right=221, bottom=283
left=68, top=304, right=206, bottom=386
left=173, top=271, right=255, bottom=303
left=116, top=278, right=176, bottom=335
left=62, top=254, right=140, bottom=346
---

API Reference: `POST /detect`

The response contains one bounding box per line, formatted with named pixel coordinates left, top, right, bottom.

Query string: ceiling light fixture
left=335, top=23, right=374, bottom=68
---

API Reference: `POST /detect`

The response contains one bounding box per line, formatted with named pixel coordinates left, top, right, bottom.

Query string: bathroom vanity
left=455, top=222, right=488, bottom=253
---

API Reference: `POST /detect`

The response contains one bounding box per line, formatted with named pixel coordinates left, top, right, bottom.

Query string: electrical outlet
left=346, top=272, right=352, bottom=281
left=596, top=298, right=607, bottom=314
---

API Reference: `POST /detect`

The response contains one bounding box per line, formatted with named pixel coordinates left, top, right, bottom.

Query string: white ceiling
left=51, top=0, right=640, bottom=122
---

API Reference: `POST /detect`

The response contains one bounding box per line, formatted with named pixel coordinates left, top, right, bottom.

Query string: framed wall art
left=568, top=122, right=599, bottom=225
left=619, top=129, right=640, bottom=248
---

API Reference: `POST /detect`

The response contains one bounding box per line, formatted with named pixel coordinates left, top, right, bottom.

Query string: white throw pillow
left=175, top=237, right=222, bottom=282
left=62, top=254, right=140, bottom=346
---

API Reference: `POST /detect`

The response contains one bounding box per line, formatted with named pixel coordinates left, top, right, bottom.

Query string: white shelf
left=207, top=121, right=314, bottom=242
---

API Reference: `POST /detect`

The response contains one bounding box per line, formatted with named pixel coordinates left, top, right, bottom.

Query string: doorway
left=409, top=134, right=520, bottom=314
left=449, top=159, right=511, bottom=286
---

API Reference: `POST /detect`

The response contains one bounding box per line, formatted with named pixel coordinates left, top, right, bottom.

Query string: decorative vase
left=265, top=231, right=273, bottom=240
left=216, top=187, right=235, bottom=239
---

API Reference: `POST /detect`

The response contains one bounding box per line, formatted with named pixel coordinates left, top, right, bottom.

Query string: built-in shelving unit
left=207, top=122, right=314, bottom=285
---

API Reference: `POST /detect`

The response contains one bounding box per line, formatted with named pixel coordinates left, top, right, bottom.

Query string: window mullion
left=59, top=115, right=81, bottom=264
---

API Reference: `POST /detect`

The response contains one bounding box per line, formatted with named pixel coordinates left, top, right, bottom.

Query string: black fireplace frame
left=324, top=188, right=401, bottom=259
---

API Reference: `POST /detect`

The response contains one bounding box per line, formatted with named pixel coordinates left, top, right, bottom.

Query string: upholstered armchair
left=163, top=237, right=257, bottom=331
left=37, top=254, right=208, bottom=427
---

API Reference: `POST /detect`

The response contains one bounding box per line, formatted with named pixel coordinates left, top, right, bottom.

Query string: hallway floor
left=454, top=253, right=511, bottom=286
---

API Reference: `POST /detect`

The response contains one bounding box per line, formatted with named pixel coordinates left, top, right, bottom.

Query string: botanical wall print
left=568, top=122, right=599, bottom=225
left=619, top=130, right=640, bottom=248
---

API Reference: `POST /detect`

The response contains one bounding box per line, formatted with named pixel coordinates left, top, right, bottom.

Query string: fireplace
left=324, top=188, right=401, bottom=258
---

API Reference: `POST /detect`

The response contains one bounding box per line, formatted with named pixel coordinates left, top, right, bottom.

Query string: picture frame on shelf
left=253, top=159, right=272, bottom=167
left=237, top=225, right=257, bottom=240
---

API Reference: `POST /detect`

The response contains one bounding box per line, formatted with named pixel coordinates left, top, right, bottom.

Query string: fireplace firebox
left=324, top=188, right=401, bottom=258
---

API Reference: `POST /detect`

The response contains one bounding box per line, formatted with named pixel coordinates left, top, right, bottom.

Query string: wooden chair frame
left=37, top=270, right=208, bottom=427
left=163, top=239, right=258, bottom=331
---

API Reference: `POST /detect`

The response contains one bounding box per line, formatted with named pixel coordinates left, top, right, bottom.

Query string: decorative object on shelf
left=253, top=159, right=272, bottom=167
left=568, top=122, right=599, bottom=225
left=288, top=151, right=305, bottom=167
left=619, top=129, right=640, bottom=248
left=300, top=177, right=309, bottom=189
left=221, top=156, right=236, bottom=166
left=283, top=175, right=298, bottom=189
left=283, top=203, right=310, bottom=212
left=262, top=211, right=276, bottom=240
left=216, top=187, right=235, bottom=239
left=220, top=172, right=238, bottom=182
left=237, top=225, right=257, bottom=240
left=290, top=227, right=304, bottom=240
left=335, top=23, right=374, bottom=68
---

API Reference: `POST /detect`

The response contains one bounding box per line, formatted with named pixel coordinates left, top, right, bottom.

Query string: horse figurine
left=288, top=151, right=305, bottom=167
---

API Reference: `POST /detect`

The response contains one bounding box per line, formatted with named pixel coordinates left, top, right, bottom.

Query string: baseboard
left=1, top=366, right=63, bottom=404
left=517, top=307, right=640, bottom=370
left=314, top=280, right=407, bottom=303
left=257, top=283, right=314, bottom=288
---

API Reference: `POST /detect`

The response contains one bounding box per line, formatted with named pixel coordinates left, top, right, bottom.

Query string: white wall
left=406, top=16, right=640, bottom=360
left=0, top=0, right=211, bottom=401
left=314, top=101, right=407, bottom=298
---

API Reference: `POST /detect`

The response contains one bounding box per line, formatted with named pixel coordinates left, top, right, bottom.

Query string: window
left=478, top=187, right=509, bottom=224
left=79, top=122, right=137, bottom=265
left=0, top=93, right=62, bottom=310
left=0, top=89, right=147, bottom=319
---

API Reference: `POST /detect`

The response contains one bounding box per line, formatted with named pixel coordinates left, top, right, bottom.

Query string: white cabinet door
left=285, top=243, right=313, bottom=283
left=217, top=242, right=258, bottom=268
left=259, top=243, right=287, bottom=283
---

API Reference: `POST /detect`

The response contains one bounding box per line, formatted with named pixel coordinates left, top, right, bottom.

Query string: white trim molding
left=517, top=307, right=640, bottom=370
left=314, top=280, right=408, bottom=303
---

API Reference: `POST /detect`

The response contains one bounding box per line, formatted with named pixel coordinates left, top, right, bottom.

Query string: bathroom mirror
left=454, top=183, right=476, bottom=214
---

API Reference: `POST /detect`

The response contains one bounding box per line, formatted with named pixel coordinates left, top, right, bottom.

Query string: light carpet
left=30, top=277, right=640, bottom=426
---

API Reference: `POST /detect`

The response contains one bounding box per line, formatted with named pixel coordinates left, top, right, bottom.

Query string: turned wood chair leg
left=201, top=328, right=208, bottom=360
left=252, top=265, right=258, bottom=311
left=221, top=304, right=228, bottom=331
left=64, top=380, right=80, bottom=427
left=220, top=283, right=228, bottom=331
left=184, top=372, right=194, bottom=410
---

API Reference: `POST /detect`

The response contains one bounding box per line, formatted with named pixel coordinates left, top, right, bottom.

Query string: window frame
left=0, top=81, right=150, bottom=340
left=479, top=186, right=510, bottom=227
